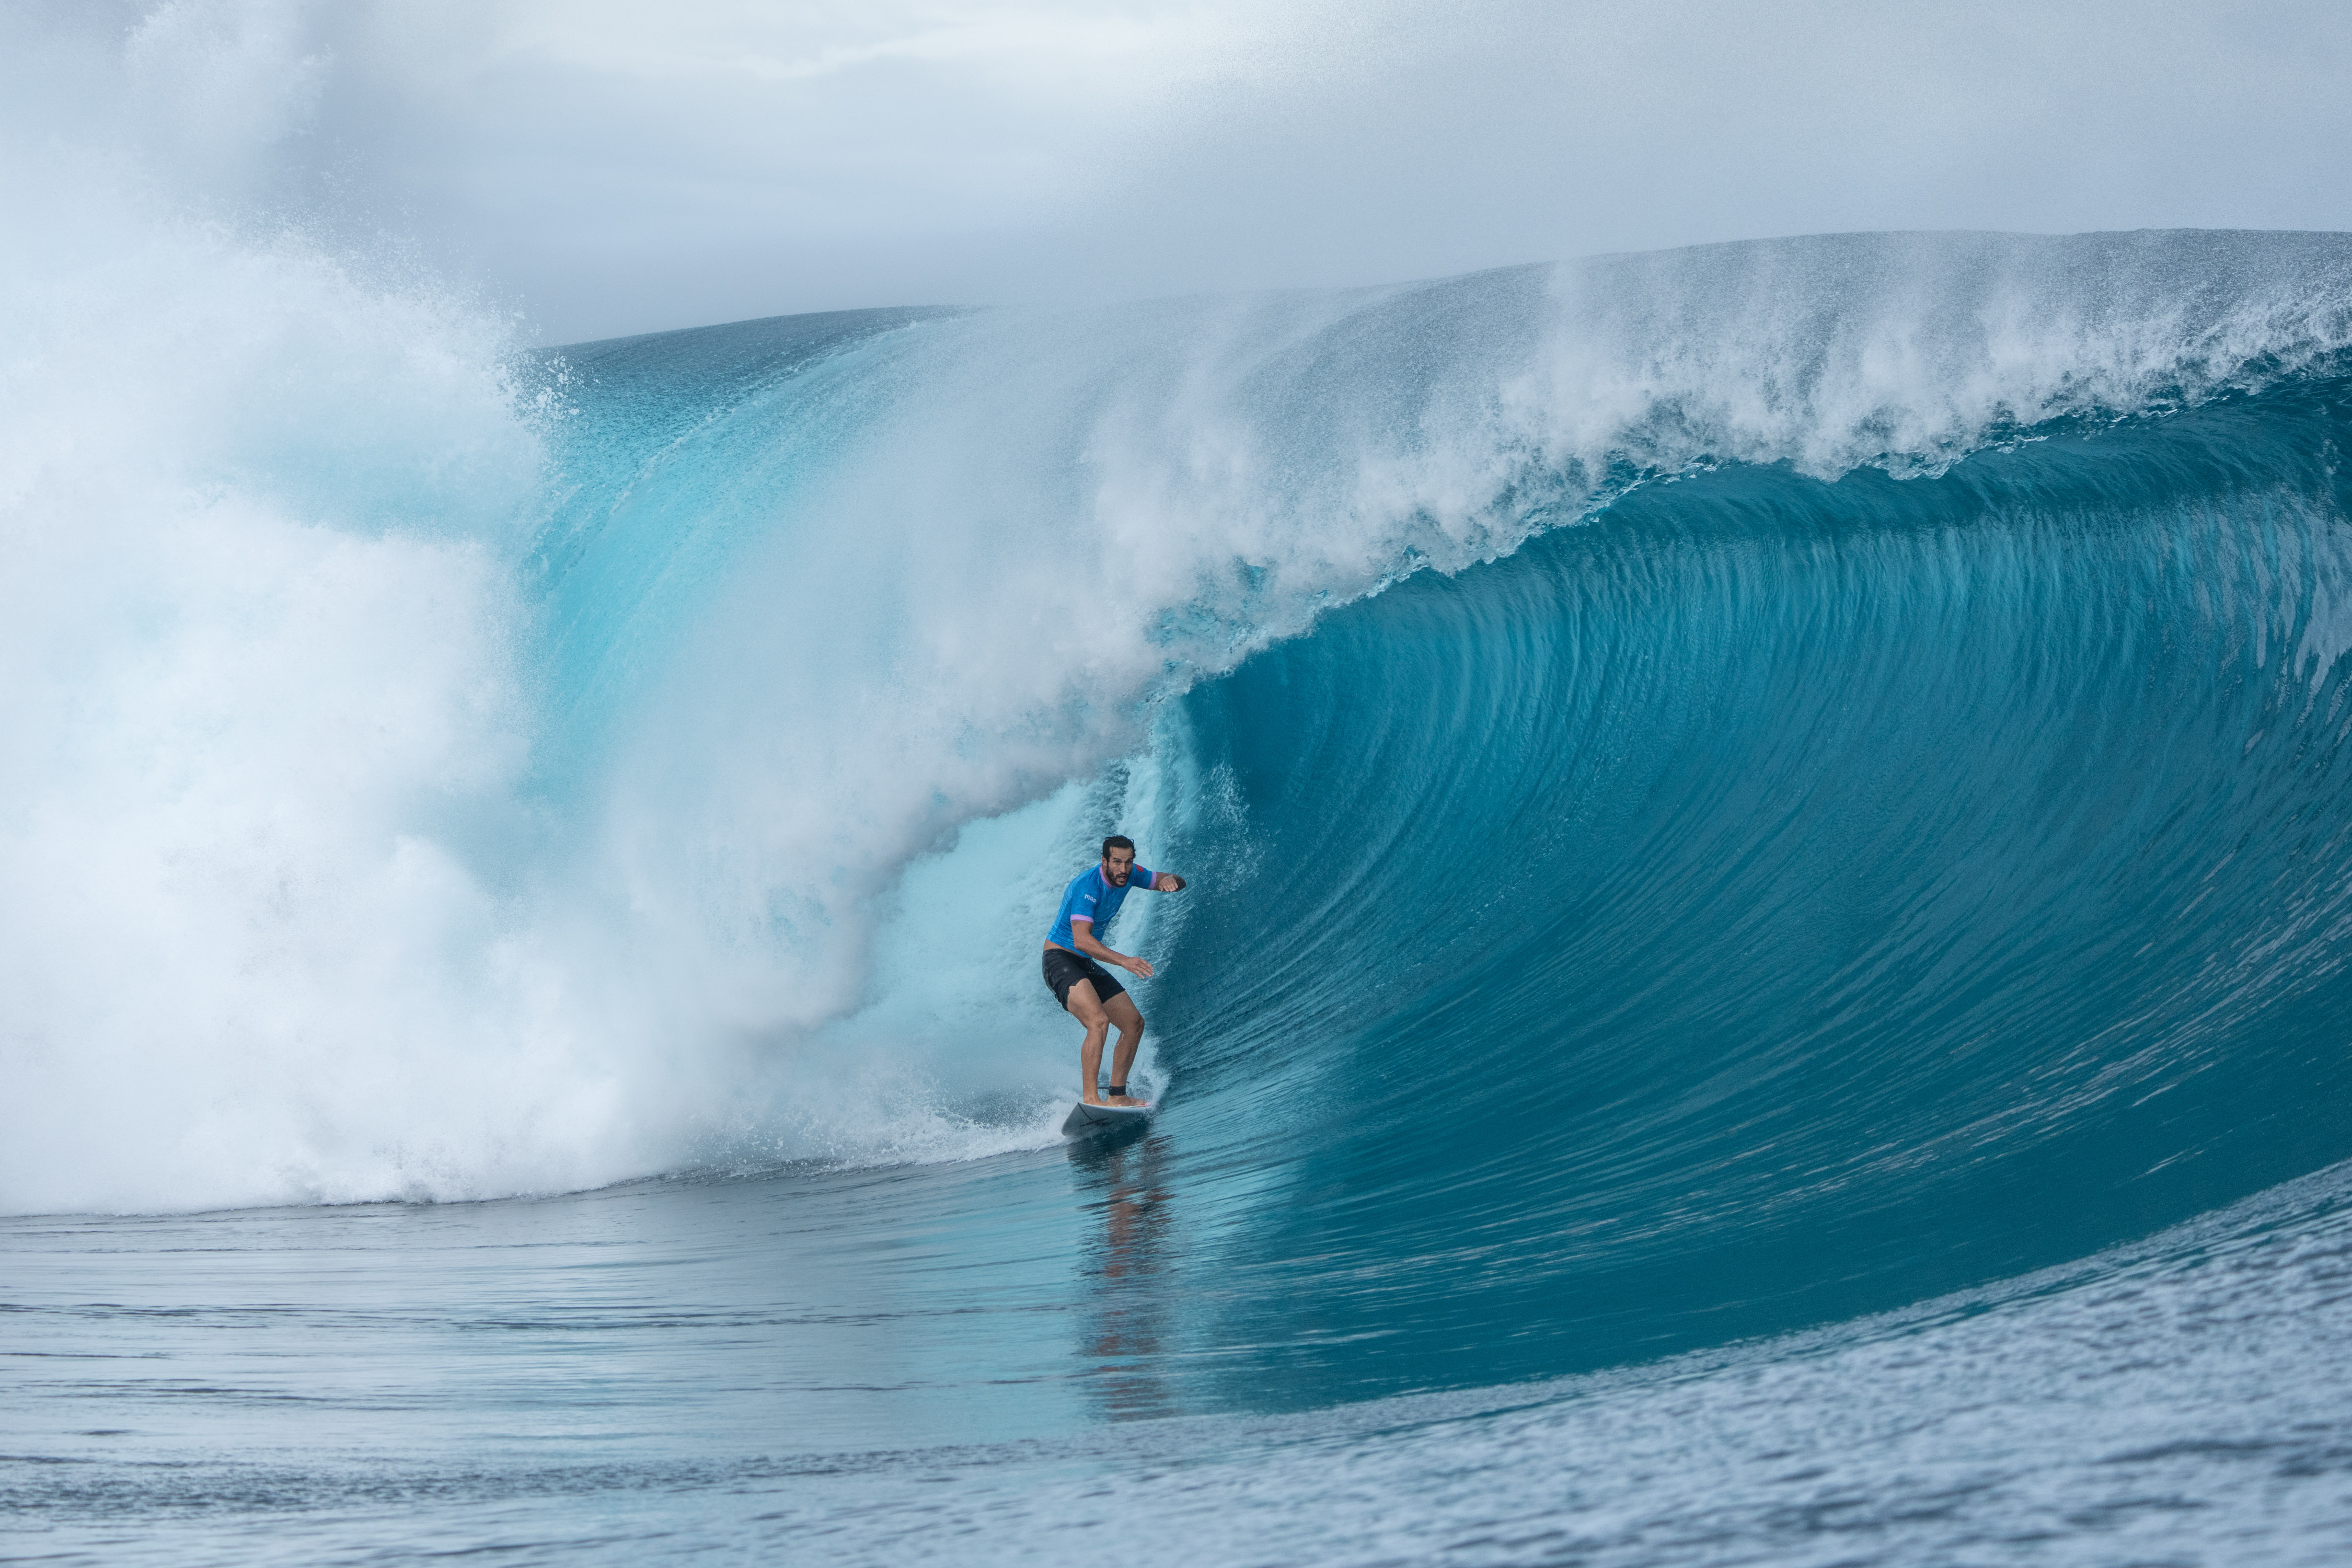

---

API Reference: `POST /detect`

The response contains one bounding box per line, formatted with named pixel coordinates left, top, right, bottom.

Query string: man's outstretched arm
left=1151, top=872, right=1186, bottom=892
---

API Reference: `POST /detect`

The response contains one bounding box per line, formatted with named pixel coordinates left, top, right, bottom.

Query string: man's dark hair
left=1102, top=835, right=1136, bottom=859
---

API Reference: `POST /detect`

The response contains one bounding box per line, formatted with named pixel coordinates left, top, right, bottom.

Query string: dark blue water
left=11, top=233, right=2352, bottom=1564
left=1152, top=382, right=2352, bottom=1405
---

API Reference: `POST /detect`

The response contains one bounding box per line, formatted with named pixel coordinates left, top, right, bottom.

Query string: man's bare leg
left=1103, top=991, right=1147, bottom=1105
left=1065, top=980, right=1113, bottom=1105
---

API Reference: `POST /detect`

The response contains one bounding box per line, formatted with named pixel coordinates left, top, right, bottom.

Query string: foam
left=0, top=9, right=589, bottom=1213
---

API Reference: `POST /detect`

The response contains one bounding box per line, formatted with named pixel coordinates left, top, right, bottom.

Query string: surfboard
left=1062, top=1098, right=1152, bottom=1136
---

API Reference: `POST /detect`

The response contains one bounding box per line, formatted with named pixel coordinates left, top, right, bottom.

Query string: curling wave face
left=1151, top=375, right=2352, bottom=1401
left=4, top=227, right=2351, bottom=1260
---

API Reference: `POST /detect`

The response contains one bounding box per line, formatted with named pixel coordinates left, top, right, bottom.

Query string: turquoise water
left=9, top=232, right=2352, bottom=1563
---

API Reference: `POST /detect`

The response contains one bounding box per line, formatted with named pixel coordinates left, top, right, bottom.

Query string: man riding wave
left=1041, top=835, right=1186, bottom=1107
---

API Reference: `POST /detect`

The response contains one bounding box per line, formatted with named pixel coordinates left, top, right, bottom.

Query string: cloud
left=18, top=1, right=2352, bottom=341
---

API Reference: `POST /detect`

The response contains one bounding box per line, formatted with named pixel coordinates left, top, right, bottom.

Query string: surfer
left=1043, top=835, right=1186, bottom=1107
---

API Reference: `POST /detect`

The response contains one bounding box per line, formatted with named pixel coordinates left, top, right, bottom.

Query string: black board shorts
left=1042, top=947, right=1125, bottom=1010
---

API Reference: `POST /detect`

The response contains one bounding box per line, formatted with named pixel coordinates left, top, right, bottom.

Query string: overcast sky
left=44, top=0, right=2352, bottom=341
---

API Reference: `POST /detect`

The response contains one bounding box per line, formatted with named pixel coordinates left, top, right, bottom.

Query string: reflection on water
left=1069, top=1128, right=1176, bottom=1420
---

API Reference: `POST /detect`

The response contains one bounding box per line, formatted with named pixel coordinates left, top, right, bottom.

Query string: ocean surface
left=9, top=229, right=2352, bottom=1564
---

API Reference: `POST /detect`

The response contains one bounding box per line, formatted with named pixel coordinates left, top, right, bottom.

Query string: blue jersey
left=1047, top=862, right=1156, bottom=950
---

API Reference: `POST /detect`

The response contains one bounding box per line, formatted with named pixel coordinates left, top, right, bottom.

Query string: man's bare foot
left=1082, top=1092, right=1109, bottom=1106
left=1108, top=1093, right=1147, bottom=1107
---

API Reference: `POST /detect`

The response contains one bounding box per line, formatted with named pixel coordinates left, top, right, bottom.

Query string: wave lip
left=1529, top=228, right=2352, bottom=482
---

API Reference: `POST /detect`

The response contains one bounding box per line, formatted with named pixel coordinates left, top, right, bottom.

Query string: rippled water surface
left=10, top=1158, right=2352, bottom=1565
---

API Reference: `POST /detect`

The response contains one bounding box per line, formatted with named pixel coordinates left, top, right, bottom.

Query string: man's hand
left=1074, top=920, right=1154, bottom=979
left=1156, top=872, right=1186, bottom=893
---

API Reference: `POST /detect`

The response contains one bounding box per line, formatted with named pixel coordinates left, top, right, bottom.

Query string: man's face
left=1103, top=849, right=1134, bottom=886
